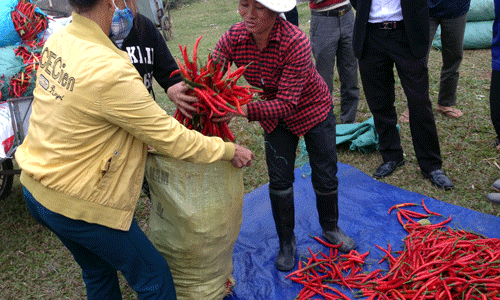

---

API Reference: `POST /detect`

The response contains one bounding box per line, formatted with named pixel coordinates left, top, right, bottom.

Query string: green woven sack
left=432, top=21, right=493, bottom=50
left=466, top=0, right=495, bottom=22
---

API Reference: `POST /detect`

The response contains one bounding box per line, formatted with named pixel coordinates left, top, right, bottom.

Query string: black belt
left=368, top=21, right=404, bottom=30
left=311, top=4, right=351, bottom=17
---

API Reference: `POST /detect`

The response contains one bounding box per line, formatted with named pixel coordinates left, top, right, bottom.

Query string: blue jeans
left=23, top=187, right=176, bottom=300
left=264, top=109, right=338, bottom=194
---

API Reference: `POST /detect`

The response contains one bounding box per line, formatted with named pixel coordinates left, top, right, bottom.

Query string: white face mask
left=109, top=0, right=134, bottom=43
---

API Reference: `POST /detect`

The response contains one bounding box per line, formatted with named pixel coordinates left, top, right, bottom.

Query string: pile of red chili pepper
left=287, top=199, right=500, bottom=300
left=8, top=0, right=47, bottom=98
left=170, top=36, right=259, bottom=141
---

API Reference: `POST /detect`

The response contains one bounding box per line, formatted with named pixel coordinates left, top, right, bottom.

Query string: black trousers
left=284, top=6, right=299, bottom=27
left=264, top=109, right=338, bottom=193
left=490, top=70, right=500, bottom=141
left=358, top=23, right=442, bottom=173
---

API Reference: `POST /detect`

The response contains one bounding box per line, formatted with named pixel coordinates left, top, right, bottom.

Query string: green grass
left=1, top=0, right=499, bottom=298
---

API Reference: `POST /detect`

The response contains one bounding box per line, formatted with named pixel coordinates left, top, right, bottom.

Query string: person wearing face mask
left=15, top=0, right=255, bottom=299
left=208, top=0, right=356, bottom=272
left=112, top=0, right=192, bottom=112
left=108, top=0, right=135, bottom=45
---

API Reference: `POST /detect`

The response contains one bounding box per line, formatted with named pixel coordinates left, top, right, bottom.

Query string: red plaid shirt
left=214, top=17, right=332, bottom=136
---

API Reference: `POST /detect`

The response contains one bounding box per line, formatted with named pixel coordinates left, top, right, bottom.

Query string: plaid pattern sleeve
left=214, top=19, right=333, bottom=136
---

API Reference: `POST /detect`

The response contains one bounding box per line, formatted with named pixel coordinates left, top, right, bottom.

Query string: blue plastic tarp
left=0, top=0, right=21, bottom=47
left=226, top=162, right=500, bottom=300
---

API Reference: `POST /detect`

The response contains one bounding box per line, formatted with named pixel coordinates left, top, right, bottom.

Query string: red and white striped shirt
left=309, top=0, right=349, bottom=11
left=214, top=17, right=332, bottom=136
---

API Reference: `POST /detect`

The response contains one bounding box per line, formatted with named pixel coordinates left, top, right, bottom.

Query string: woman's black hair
left=68, top=0, right=100, bottom=9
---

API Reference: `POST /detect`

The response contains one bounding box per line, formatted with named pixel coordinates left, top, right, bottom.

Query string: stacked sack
left=0, top=0, right=48, bottom=101
left=432, top=0, right=494, bottom=50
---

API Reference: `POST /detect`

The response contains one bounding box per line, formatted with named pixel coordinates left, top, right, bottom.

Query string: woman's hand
left=230, top=144, right=255, bottom=168
left=213, top=104, right=248, bottom=123
left=167, top=82, right=198, bottom=119
left=212, top=112, right=237, bottom=123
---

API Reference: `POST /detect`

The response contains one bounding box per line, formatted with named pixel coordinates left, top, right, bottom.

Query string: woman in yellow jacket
left=15, top=0, right=254, bottom=299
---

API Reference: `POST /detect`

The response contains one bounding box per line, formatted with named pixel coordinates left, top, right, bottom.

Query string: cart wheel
left=161, top=10, right=173, bottom=41
left=0, top=159, right=14, bottom=200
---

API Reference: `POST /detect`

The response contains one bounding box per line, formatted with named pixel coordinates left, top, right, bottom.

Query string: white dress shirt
left=368, top=0, right=404, bottom=23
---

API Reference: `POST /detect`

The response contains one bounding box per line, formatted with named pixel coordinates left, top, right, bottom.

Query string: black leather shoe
left=373, top=160, right=405, bottom=178
left=422, top=169, right=454, bottom=190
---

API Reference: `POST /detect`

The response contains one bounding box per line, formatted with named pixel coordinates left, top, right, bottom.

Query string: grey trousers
left=310, top=10, right=360, bottom=124
left=428, top=14, right=467, bottom=107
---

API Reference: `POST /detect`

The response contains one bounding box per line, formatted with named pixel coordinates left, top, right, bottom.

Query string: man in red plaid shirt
left=210, top=0, right=356, bottom=272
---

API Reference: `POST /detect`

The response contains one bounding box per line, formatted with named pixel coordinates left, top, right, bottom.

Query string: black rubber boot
left=315, top=189, right=356, bottom=253
left=269, top=187, right=296, bottom=271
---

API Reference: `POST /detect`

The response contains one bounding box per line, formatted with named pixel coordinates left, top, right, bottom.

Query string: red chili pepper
left=388, top=202, right=416, bottom=214
left=399, top=208, right=430, bottom=219
left=169, top=69, right=181, bottom=78
left=179, top=45, right=191, bottom=73
left=192, top=36, right=203, bottom=75
left=194, top=88, right=227, bottom=117
left=176, top=58, right=192, bottom=81
left=220, top=122, right=235, bottom=141
left=421, top=198, right=441, bottom=216
left=313, top=236, right=344, bottom=249
left=226, top=64, right=247, bottom=81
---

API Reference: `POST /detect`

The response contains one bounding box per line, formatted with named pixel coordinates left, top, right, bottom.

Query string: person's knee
left=269, top=181, right=293, bottom=191
left=82, top=268, right=121, bottom=300
left=135, top=263, right=177, bottom=300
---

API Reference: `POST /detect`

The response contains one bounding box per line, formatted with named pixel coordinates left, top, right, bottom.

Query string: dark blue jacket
left=493, top=0, right=500, bottom=71
left=428, top=0, right=471, bottom=19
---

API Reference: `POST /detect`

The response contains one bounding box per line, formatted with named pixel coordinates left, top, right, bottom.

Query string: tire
left=0, top=159, right=14, bottom=200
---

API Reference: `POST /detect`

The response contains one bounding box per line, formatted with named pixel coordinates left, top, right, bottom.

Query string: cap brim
left=256, top=0, right=296, bottom=13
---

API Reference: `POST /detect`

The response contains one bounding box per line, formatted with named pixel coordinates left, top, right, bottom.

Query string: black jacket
left=349, top=0, right=430, bottom=59
left=121, top=13, right=182, bottom=97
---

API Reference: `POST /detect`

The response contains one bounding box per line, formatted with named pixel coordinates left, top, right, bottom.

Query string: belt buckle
left=337, top=8, right=346, bottom=16
left=381, top=21, right=394, bottom=30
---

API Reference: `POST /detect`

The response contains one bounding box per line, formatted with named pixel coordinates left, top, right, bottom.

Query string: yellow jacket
left=16, top=13, right=235, bottom=231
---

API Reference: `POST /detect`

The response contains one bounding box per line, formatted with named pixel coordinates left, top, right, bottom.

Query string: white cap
left=256, top=0, right=296, bottom=13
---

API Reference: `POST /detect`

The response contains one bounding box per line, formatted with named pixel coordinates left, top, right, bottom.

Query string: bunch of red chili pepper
left=170, top=36, right=260, bottom=141
left=8, top=0, right=47, bottom=99
left=9, top=42, right=41, bottom=98
left=287, top=199, right=500, bottom=300
left=11, top=0, right=48, bottom=42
